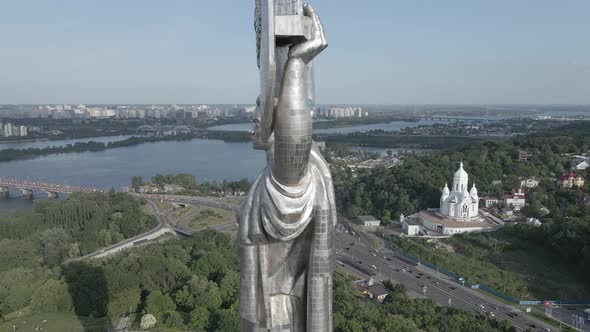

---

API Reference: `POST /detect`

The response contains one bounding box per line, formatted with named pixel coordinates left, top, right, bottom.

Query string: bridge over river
left=0, top=178, right=103, bottom=198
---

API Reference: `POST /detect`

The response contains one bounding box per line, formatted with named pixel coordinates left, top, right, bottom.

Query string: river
left=0, top=118, right=479, bottom=214
left=0, top=139, right=265, bottom=213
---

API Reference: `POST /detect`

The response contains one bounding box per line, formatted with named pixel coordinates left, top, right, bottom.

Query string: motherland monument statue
left=238, top=0, right=335, bottom=331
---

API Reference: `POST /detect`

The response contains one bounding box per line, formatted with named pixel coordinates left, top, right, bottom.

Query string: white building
left=3, top=123, right=12, bottom=137
left=571, top=155, right=589, bottom=171
left=440, top=162, right=479, bottom=220
left=402, top=218, right=420, bottom=236
left=18, top=125, right=27, bottom=137
left=526, top=218, right=542, bottom=227
left=518, top=177, right=539, bottom=189
left=357, top=215, right=381, bottom=228
left=413, top=162, right=497, bottom=236
left=482, top=197, right=500, bottom=208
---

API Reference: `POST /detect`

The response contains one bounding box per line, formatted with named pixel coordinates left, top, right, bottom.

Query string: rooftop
left=357, top=215, right=380, bottom=222
left=403, top=218, right=421, bottom=226
left=419, top=209, right=494, bottom=228
left=367, top=283, right=390, bottom=297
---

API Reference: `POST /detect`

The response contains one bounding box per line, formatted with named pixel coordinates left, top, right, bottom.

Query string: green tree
left=145, top=290, right=176, bottom=320
left=39, top=228, right=71, bottom=266
left=131, top=176, right=143, bottom=192
left=107, top=288, right=141, bottom=320
left=0, top=239, right=40, bottom=271
left=31, top=279, right=72, bottom=313
left=189, top=306, right=209, bottom=330
left=163, top=310, right=184, bottom=329
left=211, top=308, right=239, bottom=332
left=219, top=271, right=240, bottom=306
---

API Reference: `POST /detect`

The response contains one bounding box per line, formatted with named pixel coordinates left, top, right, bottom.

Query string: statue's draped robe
left=239, top=144, right=336, bottom=331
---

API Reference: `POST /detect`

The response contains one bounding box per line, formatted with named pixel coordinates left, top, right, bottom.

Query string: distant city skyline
left=1, top=0, right=589, bottom=104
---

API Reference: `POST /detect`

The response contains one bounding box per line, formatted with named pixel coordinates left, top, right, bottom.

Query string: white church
left=439, top=161, right=479, bottom=220
left=404, top=162, right=498, bottom=236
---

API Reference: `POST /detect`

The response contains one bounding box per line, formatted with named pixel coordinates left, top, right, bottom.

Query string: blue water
left=0, top=138, right=265, bottom=214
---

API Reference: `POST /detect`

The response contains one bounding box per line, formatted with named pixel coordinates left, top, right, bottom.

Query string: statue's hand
left=250, top=97, right=278, bottom=150
left=288, top=4, right=328, bottom=64
left=250, top=120, right=273, bottom=150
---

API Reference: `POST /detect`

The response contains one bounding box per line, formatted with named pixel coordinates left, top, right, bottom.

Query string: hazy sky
left=1, top=0, right=589, bottom=104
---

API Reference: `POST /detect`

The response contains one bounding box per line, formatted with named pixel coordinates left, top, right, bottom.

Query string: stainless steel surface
left=240, top=2, right=333, bottom=331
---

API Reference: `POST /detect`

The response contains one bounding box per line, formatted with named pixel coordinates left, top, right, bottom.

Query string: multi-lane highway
left=334, top=227, right=556, bottom=332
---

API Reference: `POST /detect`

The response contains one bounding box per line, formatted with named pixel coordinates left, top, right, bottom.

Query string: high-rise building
left=3, top=123, right=13, bottom=137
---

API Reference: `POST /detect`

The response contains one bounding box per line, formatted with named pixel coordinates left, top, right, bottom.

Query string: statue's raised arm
left=272, top=3, right=327, bottom=185
left=240, top=1, right=336, bottom=331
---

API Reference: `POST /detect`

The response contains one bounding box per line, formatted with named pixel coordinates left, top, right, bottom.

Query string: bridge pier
left=19, top=188, right=33, bottom=199
left=46, top=191, right=59, bottom=199
left=0, top=186, right=9, bottom=198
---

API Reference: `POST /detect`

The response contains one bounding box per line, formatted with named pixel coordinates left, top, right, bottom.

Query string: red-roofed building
left=518, top=149, right=532, bottom=161
left=559, top=173, right=585, bottom=189
left=504, top=187, right=526, bottom=211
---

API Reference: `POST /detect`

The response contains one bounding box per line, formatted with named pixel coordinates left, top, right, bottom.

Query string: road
left=334, top=227, right=556, bottom=332
left=73, top=200, right=174, bottom=260
left=539, top=306, right=588, bottom=331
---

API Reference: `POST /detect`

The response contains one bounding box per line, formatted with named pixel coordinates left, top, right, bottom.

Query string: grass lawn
left=389, top=231, right=590, bottom=300
left=499, top=243, right=588, bottom=300
left=153, top=200, right=174, bottom=212
left=179, top=207, right=235, bottom=231
left=0, top=312, right=108, bottom=332
left=169, top=205, right=197, bottom=221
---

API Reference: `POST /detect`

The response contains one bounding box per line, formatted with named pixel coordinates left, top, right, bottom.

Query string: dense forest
left=0, top=192, right=157, bottom=263
left=1, top=226, right=519, bottom=331
left=0, top=192, right=158, bottom=322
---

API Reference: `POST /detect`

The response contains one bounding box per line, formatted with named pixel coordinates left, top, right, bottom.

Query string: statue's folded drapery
left=238, top=144, right=336, bottom=331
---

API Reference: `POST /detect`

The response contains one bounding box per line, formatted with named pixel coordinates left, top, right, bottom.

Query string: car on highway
left=386, top=257, right=392, bottom=261
left=506, top=312, right=518, bottom=318
left=449, top=286, right=456, bottom=290
left=370, top=264, right=377, bottom=270
left=479, top=304, right=485, bottom=309
left=488, top=312, right=495, bottom=318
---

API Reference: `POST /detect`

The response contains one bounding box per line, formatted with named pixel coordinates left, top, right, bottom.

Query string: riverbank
left=0, top=134, right=196, bottom=162
left=313, top=116, right=420, bottom=129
